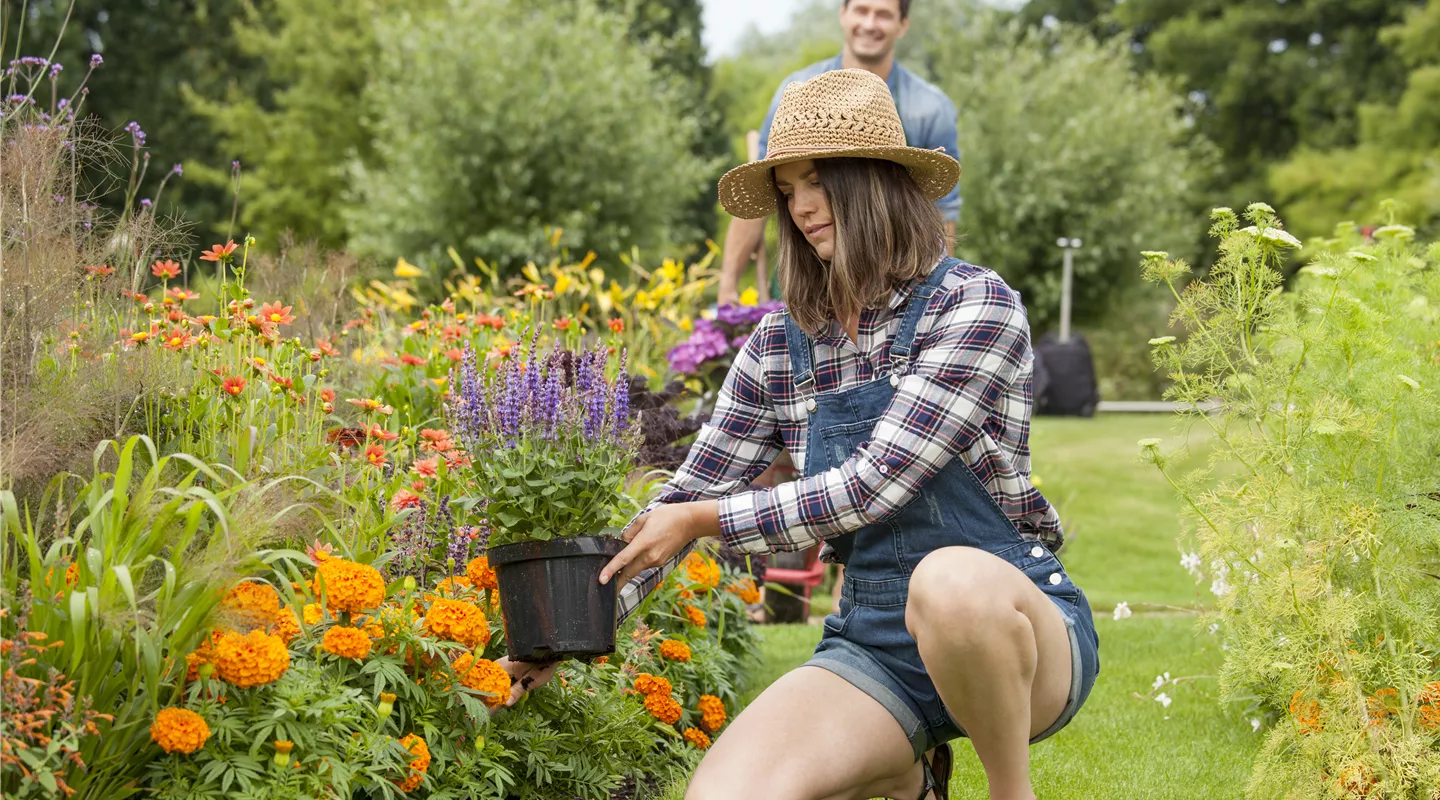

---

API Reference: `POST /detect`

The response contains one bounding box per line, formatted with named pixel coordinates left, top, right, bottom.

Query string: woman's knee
left=906, top=547, right=1028, bottom=639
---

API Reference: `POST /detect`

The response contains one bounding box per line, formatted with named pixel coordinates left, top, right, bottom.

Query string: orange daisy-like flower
left=633, top=673, right=672, bottom=697
left=446, top=348, right=464, bottom=362
left=682, top=604, right=706, bottom=627
left=682, top=552, right=721, bottom=590
left=644, top=693, right=683, bottom=725
left=727, top=577, right=761, bottom=605
left=698, top=694, right=726, bottom=732
left=364, top=444, right=388, bottom=467
left=160, top=328, right=193, bottom=351
left=166, top=287, right=199, bottom=303
left=321, top=626, right=373, bottom=660
left=312, top=558, right=387, bottom=613
left=424, top=598, right=491, bottom=648
left=151, top=259, right=181, bottom=279
left=608, top=318, right=625, bottom=333
left=64, top=561, right=79, bottom=588
left=316, top=338, right=341, bottom=357
left=391, top=489, right=423, bottom=510
left=151, top=707, right=210, bottom=754
left=553, top=317, right=573, bottom=331
left=222, top=376, right=246, bottom=397
left=214, top=629, right=290, bottom=688
left=453, top=653, right=512, bottom=708
left=658, top=639, right=692, bottom=662
left=465, top=556, right=499, bottom=591
left=396, top=733, right=431, bottom=793
left=400, top=353, right=426, bottom=367
left=257, top=301, right=295, bottom=327
left=412, top=457, right=440, bottom=479
left=1288, top=689, right=1324, bottom=735
left=682, top=727, right=711, bottom=749
left=368, top=424, right=400, bottom=442
left=84, top=264, right=115, bottom=277
left=348, top=397, right=395, bottom=416
left=199, top=240, right=237, bottom=262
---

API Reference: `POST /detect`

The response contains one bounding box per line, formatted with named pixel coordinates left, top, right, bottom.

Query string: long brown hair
left=775, top=157, right=944, bottom=335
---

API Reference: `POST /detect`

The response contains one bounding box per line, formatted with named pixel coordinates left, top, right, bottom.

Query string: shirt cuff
left=717, top=491, right=769, bottom=555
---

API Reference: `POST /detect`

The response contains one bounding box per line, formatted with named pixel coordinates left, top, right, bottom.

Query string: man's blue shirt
left=758, top=55, right=961, bottom=222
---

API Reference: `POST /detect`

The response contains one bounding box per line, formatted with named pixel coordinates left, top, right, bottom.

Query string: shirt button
left=1030, top=546, right=1045, bottom=558
left=1048, top=573, right=1062, bottom=586
left=878, top=463, right=889, bottom=475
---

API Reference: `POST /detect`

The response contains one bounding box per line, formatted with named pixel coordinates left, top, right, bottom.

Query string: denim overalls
left=791, top=258, right=1100, bottom=760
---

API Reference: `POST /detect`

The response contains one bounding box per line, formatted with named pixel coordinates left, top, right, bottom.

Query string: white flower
left=1113, top=602, right=1132, bottom=621
left=1250, top=718, right=1262, bottom=733
left=1155, top=692, right=1172, bottom=708
left=1210, top=576, right=1231, bottom=597
left=1180, top=551, right=1202, bottom=578
left=1208, top=623, right=1220, bottom=635
left=1152, top=672, right=1171, bottom=691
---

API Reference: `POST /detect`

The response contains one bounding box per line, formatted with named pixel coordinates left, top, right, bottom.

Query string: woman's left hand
left=599, top=501, right=720, bottom=588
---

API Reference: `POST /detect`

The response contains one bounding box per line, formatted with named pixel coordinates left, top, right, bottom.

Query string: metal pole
left=1056, top=237, right=1081, bottom=343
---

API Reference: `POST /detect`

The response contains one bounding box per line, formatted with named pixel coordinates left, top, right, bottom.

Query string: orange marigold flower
left=698, top=694, right=726, bottom=732
left=432, top=576, right=472, bottom=598
left=1418, top=681, right=1440, bottom=705
left=453, top=653, right=512, bottom=708
left=682, top=552, right=721, bottom=590
left=682, top=604, right=706, bottom=627
left=644, top=693, right=682, bottom=725
left=682, top=727, right=711, bottom=749
left=658, top=639, right=692, bottom=662
left=199, top=240, right=238, bottom=262
left=214, top=629, right=289, bottom=688
left=224, top=581, right=280, bottom=615
left=151, top=707, right=210, bottom=754
left=321, top=626, right=372, bottom=660
left=222, top=376, right=246, bottom=397
left=151, top=259, right=181, bottom=279
left=466, top=556, right=498, bottom=591
left=727, top=577, right=761, bottom=605
left=302, top=603, right=325, bottom=626
left=633, top=673, right=672, bottom=697
left=64, top=561, right=79, bottom=588
left=270, top=608, right=301, bottom=644
left=1288, top=689, right=1324, bottom=735
left=1337, top=764, right=1377, bottom=797
left=396, top=733, right=431, bottom=793
left=1366, top=688, right=1399, bottom=725
left=312, top=558, right=386, bottom=613
left=424, top=598, right=491, bottom=648
left=185, top=630, right=224, bottom=681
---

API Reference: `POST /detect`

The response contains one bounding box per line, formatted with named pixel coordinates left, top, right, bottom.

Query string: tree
left=1270, top=2, right=1440, bottom=240
left=1016, top=0, right=1421, bottom=208
left=347, top=0, right=713, bottom=270
left=908, top=7, right=1216, bottom=330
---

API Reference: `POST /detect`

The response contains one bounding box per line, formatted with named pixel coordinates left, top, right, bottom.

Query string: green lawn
left=664, top=414, right=1262, bottom=799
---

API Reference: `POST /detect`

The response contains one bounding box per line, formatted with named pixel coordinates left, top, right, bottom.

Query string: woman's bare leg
left=906, top=547, right=1074, bottom=800
left=685, top=665, right=927, bottom=800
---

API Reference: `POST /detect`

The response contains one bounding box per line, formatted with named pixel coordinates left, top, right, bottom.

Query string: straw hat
left=718, top=69, right=960, bottom=220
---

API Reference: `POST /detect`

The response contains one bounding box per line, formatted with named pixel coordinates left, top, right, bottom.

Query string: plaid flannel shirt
left=616, top=262, right=1063, bottom=624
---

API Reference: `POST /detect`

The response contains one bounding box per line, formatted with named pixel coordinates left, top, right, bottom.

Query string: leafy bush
left=1142, top=205, right=1440, bottom=798
left=348, top=0, right=714, bottom=270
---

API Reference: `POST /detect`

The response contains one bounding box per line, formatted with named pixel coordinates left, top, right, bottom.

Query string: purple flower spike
left=90, top=54, right=103, bottom=68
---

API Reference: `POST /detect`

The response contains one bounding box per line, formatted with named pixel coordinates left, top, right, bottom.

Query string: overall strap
left=889, top=257, right=960, bottom=375
left=783, top=312, right=819, bottom=412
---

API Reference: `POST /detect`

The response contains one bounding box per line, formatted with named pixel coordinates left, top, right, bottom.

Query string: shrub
left=348, top=0, right=713, bottom=270
left=1142, top=204, right=1440, bottom=797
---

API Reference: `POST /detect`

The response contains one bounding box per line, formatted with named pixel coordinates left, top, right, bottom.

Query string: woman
left=506, top=69, right=1099, bottom=800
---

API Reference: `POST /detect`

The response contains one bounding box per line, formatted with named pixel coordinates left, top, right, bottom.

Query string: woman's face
left=775, top=160, right=835, bottom=262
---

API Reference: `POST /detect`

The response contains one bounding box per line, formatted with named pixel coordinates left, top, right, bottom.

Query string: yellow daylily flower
left=394, top=258, right=424, bottom=278
left=739, top=288, right=759, bottom=306
left=679, top=317, right=693, bottom=332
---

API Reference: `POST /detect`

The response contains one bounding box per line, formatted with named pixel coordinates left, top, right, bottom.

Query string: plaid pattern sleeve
left=615, top=322, right=784, bottom=624
left=716, top=272, right=1033, bottom=553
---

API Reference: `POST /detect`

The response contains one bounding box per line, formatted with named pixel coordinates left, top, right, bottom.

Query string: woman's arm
left=612, top=321, right=783, bottom=624
left=716, top=272, right=1030, bottom=554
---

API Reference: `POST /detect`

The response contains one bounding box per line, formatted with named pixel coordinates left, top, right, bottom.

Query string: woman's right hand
left=491, top=656, right=560, bottom=712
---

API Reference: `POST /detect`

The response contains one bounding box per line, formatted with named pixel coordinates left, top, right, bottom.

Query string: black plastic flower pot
left=488, top=535, right=628, bottom=663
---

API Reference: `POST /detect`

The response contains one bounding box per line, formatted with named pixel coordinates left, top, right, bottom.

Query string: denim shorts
left=807, top=566, right=1100, bottom=761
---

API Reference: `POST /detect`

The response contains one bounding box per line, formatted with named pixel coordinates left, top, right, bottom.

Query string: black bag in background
left=1034, top=332, right=1099, bottom=417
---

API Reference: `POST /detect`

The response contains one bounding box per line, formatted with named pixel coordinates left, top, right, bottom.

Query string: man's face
left=840, top=0, right=909, bottom=63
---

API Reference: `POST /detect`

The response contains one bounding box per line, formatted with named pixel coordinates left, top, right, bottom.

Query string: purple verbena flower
left=89, top=54, right=103, bottom=68
left=48, top=63, right=63, bottom=79
left=172, top=162, right=183, bottom=176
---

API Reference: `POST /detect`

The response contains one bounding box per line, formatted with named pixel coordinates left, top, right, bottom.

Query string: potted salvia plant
left=448, top=335, right=639, bottom=662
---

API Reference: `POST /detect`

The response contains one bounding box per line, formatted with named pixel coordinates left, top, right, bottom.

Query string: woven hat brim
left=718, top=145, right=960, bottom=220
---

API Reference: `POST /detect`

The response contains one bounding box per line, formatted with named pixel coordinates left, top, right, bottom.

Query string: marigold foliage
left=150, top=707, right=210, bottom=754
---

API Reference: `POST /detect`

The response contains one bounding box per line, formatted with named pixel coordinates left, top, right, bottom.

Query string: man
left=716, top=0, right=961, bottom=306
